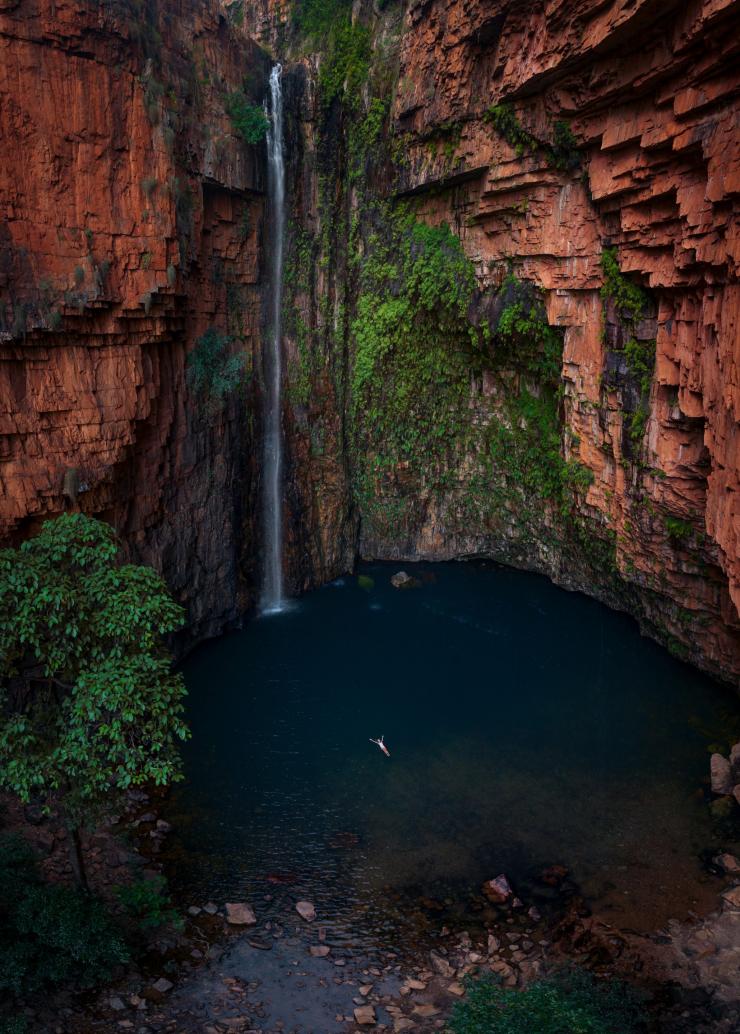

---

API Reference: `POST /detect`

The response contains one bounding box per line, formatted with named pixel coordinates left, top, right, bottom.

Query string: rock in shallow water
left=715, top=853, right=740, bottom=874
left=295, top=900, right=316, bottom=921
left=390, top=571, right=420, bottom=589
left=483, top=874, right=513, bottom=903
left=354, top=1004, right=376, bottom=1025
left=225, top=902, right=256, bottom=925
left=710, top=753, right=733, bottom=795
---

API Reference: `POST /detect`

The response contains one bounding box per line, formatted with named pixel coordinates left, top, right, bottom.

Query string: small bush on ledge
left=225, top=91, right=269, bottom=145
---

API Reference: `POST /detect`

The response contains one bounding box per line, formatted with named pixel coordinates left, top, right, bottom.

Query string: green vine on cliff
left=484, top=104, right=581, bottom=171
left=351, top=210, right=479, bottom=478
left=600, top=248, right=656, bottom=447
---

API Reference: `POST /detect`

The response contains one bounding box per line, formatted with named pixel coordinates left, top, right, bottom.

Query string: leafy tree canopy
left=0, top=514, right=189, bottom=830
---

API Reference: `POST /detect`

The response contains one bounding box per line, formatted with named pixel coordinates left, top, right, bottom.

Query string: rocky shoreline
left=14, top=820, right=740, bottom=1034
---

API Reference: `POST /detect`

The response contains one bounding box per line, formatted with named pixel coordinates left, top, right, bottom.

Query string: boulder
left=310, top=944, right=330, bottom=957
left=483, top=874, right=513, bottom=904
left=429, top=950, right=454, bottom=978
left=715, top=853, right=740, bottom=875
left=295, top=900, right=316, bottom=922
left=390, top=570, right=420, bottom=589
left=710, top=753, right=733, bottom=795
left=354, top=1004, right=376, bottom=1025
left=721, top=886, right=740, bottom=909
left=225, top=902, right=256, bottom=926
left=152, top=978, right=173, bottom=994
left=413, top=1003, right=440, bottom=1017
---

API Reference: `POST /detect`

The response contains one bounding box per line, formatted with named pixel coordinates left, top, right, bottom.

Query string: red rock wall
left=1, top=0, right=738, bottom=679
left=0, top=0, right=271, bottom=637
left=381, top=0, right=739, bottom=678
left=258, top=0, right=739, bottom=680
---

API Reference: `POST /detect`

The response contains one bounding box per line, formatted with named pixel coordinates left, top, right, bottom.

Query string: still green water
left=164, top=562, right=739, bottom=950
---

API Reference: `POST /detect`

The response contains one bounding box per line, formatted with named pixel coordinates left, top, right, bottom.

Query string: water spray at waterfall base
left=261, top=64, right=286, bottom=616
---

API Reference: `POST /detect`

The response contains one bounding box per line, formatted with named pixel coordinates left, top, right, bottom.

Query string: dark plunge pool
left=162, top=561, right=740, bottom=953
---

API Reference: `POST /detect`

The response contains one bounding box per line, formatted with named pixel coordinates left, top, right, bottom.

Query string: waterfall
left=261, top=64, right=286, bottom=614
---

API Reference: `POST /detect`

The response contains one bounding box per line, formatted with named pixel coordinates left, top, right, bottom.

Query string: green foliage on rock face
left=600, top=249, right=655, bottom=447
left=348, top=208, right=597, bottom=541
left=447, top=969, right=646, bottom=1034
left=485, top=387, right=566, bottom=505
left=0, top=515, right=189, bottom=864
left=292, top=0, right=353, bottom=39
left=349, top=97, right=389, bottom=175
left=549, top=121, right=581, bottom=171
left=225, top=91, right=269, bottom=144
left=0, top=835, right=129, bottom=995
left=664, top=515, right=692, bottom=541
left=495, top=278, right=563, bottom=385
left=599, top=248, right=649, bottom=323
left=484, top=104, right=581, bottom=171
left=351, top=210, right=479, bottom=479
left=318, top=19, right=371, bottom=108
left=485, top=103, right=538, bottom=157
left=187, top=328, right=247, bottom=412
left=624, top=336, right=654, bottom=396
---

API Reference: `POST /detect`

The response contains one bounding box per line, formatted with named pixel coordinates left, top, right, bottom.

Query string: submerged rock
left=390, top=571, right=420, bottom=589
left=225, top=902, right=256, bottom=925
left=483, top=874, right=513, bottom=904
left=721, top=886, right=740, bottom=909
left=710, top=753, right=733, bottom=795
left=714, top=853, right=740, bottom=874
left=295, top=900, right=316, bottom=922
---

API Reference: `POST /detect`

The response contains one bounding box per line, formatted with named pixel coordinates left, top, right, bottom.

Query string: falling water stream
left=261, top=64, right=286, bottom=614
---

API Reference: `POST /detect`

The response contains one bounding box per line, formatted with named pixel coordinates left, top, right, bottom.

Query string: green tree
left=0, top=514, right=189, bottom=889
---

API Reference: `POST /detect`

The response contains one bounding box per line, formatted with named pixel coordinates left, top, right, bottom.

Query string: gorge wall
left=0, top=0, right=738, bottom=681
left=0, top=0, right=271, bottom=638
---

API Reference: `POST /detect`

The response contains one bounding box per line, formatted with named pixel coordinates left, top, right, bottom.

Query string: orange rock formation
left=0, top=0, right=738, bottom=679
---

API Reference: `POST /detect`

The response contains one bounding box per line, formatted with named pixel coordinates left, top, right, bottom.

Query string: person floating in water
left=369, top=735, right=390, bottom=757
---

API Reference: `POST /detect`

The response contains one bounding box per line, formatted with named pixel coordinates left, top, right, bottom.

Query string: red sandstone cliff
left=384, top=0, right=740, bottom=678
left=0, top=0, right=738, bottom=678
left=0, top=0, right=270, bottom=636
left=245, top=0, right=739, bottom=680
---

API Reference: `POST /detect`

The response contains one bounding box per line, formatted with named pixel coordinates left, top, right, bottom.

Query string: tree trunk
left=65, top=823, right=89, bottom=892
